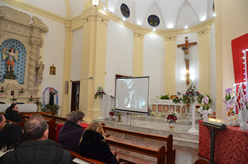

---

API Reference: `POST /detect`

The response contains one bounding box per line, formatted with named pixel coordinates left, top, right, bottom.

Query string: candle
left=1, top=86, right=3, bottom=90
left=22, top=88, right=23, bottom=91
left=31, top=95, right=32, bottom=99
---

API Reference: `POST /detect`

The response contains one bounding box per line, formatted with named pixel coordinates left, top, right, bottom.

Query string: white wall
left=105, top=20, right=134, bottom=97
left=0, top=3, right=66, bottom=106
left=71, top=28, right=83, bottom=81
left=176, top=32, right=199, bottom=94
left=143, top=34, right=165, bottom=101
left=209, top=24, right=216, bottom=111
left=70, top=0, right=84, bottom=18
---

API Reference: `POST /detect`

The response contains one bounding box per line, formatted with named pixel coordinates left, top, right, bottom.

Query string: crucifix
left=177, top=37, right=197, bottom=85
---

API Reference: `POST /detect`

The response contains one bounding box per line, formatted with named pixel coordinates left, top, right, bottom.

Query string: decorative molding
left=0, top=6, right=48, bottom=96
left=72, top=6, right=215, bottom=38
left=0, top=0, right=66, bottom=24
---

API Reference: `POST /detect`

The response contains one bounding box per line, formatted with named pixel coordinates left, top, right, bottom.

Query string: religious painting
left=176, top=106, right=180, bottom=113
left=158, top=105, right=162, bottom=112
left=50, top=64, right=56, bottom=75
left=170, top=105, right=174, bottom=112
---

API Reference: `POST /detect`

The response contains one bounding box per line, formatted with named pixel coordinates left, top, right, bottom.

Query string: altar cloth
left=198, top=120, right=248, bottom=164
left=0, top=104, right=37, bottom=112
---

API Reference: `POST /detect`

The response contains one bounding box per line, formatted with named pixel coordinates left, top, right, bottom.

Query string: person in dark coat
left=4, top=103, right=23, bottom=122
left=58, top=111, right=85, bottom=153
left=0, top=123, right=23, bottom=157
left=79, top=121, right=119, bottom=164
left=0, top=114, right=73, bottom=164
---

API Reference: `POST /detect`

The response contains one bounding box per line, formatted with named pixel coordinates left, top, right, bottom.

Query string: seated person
left=0, top=123, right=23, bottom=157
left=0, top=114, right=73, bottom=164
left=79, top=121, right=119, bottom=164
left=0, top=114, right=6, bottom=131
left=4, top=103, right=23, bottom=123
left=58, top=111, right=85, bottom=153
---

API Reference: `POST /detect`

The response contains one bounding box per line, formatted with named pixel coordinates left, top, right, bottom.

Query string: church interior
left=0, top=0, right=248, bottom=164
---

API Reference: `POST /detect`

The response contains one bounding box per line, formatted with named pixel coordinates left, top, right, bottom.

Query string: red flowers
left=109, top=112, right=115, bottom=116
left=213, top=112, right=216, bottom=115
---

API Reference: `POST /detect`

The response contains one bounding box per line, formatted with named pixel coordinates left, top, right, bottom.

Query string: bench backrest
left=102, top=124, right=175, bottom=164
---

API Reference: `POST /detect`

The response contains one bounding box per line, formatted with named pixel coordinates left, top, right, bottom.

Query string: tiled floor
left=174, top=145, right=200, bottom=164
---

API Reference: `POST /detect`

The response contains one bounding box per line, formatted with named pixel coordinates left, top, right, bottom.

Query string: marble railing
left=150, top=99, right=190, bottom=114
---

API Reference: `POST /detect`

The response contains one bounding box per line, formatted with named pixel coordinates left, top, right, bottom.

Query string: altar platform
left=96, top=114, right=200, bottom=149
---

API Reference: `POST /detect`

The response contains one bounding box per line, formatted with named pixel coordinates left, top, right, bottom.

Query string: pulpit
left=99, top=95, right=115, bottom=119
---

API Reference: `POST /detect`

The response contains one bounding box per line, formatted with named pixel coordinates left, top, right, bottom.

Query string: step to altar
left=96, top=115, right=199, bottom=149
left=130, top=113, right=202, bottom=125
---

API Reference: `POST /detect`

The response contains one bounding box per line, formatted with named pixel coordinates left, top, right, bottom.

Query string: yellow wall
left=133, top=32, right=144, bottom=76
left=164, top=37, right=176, bottom=94
left=215, top=0, right=248, bottom=119
left=198, top=30, right=210, bottom=95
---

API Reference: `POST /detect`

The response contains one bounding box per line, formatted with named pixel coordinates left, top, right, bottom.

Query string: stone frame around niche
left=0, top=6, right=49, bottom=102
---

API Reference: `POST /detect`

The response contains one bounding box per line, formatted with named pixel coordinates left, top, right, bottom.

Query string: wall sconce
left=92, top=0, right=99, bottom=6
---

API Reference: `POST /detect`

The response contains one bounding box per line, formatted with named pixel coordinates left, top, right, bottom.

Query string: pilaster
left=197, top=27, right=210, bottom=95
left=133, top=31, right=145, bottom=77
left=164, top=36, right=177, bottom=94
left=60, top=19, right=73, bottom=116
left=79, top=6, right=110, bottom=121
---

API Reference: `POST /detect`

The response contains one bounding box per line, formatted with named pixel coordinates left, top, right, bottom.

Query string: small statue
left=3, top=45, right=18, bottom=72
left=37, top=61, right=45, bottom=78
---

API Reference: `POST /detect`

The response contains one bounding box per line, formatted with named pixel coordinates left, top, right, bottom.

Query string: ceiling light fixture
left=103, top=7, right=106, bottom=11
left=213, top=13, right=216, bottom=17
left=185, top=25, right=188, bottom=29
left=153, top=29, right=156, bottom=32
left=167, top=25, right=173, bottom=29
left=122, top=18, right=125, bottom=21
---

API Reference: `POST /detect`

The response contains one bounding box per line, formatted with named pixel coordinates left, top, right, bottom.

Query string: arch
left=143, top=1, right=165, bottom=29
left=42, top=87, right=59, bottom=107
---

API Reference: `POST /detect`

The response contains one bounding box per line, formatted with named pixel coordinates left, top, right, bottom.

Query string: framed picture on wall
left=50, top=64, right=56, bottom=75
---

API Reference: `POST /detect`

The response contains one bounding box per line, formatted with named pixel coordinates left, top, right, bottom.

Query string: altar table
left=198, top=120, right=248, bottom=164
left=55, top=123, right=89, bottom=143
left=0, top=104, right=37, bottom=112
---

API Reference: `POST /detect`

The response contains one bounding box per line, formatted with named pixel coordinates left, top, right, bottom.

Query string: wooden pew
left=6, top=119, right=24, bottom=127
left=102, top=124, right=176, bottom=164
left=69, top=150, right=106, bottom=164
left=106, top=137, right=166, bottom=164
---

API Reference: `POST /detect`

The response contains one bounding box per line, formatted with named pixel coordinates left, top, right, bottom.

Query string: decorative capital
left=134, top=30, right=146, bottom=39
left=196, top=26, right=210, bottom=36
left=32, top=16, right=49, bottom=32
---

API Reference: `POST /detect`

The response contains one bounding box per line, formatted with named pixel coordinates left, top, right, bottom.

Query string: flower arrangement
left=182, top=81, right=201, bottom=104
left=41, top=104, right=60, bottom=115
left=10, top=96, right=17, bottom=102
left=29, top=95, right=34, bottom=102
left=160, top=93, right=170, bottom=100
left=0, top=86, right=4, bottom=94
left=161, top=114, right=166, bottom=117
left=94, top=86, right=106, bottom=99
left=223, top=88, right=235, bottom=111
left=150, top=111, right=155, bottom=116
left=109, top=107, right=115, bottom=117
left=198, top=95, right=212, bottom=121
left=19, top=88, right=25, bottom=94
left=173, top=96, right=182, bottom=104
left=167, top=112, right=178, bottom=124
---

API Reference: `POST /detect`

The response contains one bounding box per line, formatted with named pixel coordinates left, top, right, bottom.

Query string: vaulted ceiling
left=19, top=0, right=215, bottom=30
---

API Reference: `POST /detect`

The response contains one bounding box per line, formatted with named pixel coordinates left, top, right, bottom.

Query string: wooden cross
left=177, top=37, right=197, bottom=85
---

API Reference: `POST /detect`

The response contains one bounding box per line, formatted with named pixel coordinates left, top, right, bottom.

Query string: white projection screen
left=115, top=76, right=149, bottom=114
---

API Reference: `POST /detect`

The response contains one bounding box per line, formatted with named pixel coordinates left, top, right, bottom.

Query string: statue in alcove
left=3, top=45, right=18, bottom=79
left=49, top=88, right=55, bottom=105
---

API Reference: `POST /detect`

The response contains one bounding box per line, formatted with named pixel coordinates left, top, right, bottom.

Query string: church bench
left=69, top=150, right=106, bottom=164
left=6, top=119, right=24, bottom=127
left=105, top=137, right=166, bottom=164
left=101, top=124, right=176, bottom=164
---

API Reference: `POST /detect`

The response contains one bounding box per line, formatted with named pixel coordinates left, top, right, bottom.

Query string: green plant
left=173, top=96, right=182, bottom=104
left=182, top=82, right=201, bottom=104
left=0, top=86, right=4, bottom=93
left=160, top=93, right=170, bottom=100
left=10, top=96, right=17, bottom=102
left=41, top=104, right=60, bottom=115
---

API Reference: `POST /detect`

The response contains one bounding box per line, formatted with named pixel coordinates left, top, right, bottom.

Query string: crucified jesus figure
left=177, top=37, right=197, bottom=85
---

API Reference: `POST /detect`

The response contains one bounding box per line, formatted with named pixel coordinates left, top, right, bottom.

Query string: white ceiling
left=21, top=0, right=215, bottom=30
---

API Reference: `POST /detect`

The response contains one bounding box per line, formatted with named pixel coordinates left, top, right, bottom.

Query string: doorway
left=71, top=81, right=80, bottom=111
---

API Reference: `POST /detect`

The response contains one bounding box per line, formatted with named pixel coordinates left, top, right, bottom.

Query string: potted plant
left=167, top=112, right=178, bottom=130
left=29, top=95, right=34, bottom=104
left=10, top=96, right=17, bottom=103
left=42, top=104, right=60, bottom=115
left=94, top=86, right=106, bottom=99
left=19, top=88, right=25, bottom=96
